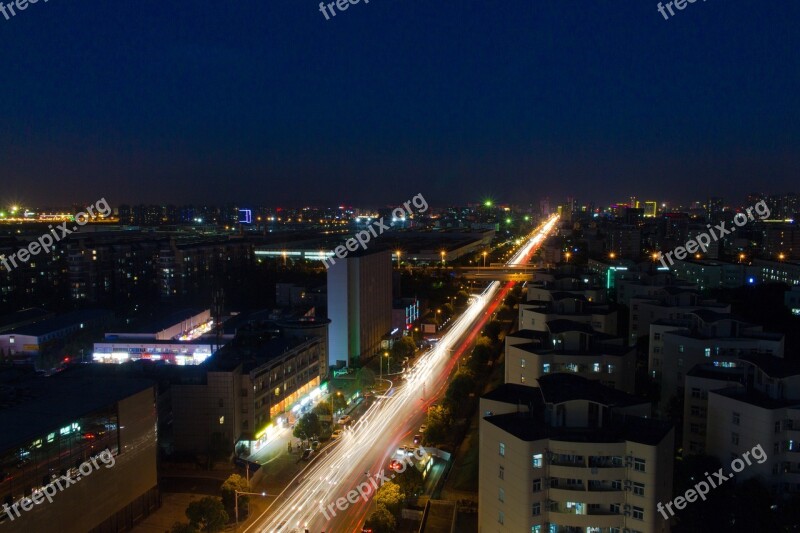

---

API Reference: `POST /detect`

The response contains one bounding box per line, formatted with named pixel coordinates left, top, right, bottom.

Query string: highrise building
left=327, top=250, right=392, bottom=368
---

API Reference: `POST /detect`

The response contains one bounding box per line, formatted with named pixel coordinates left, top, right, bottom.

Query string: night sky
left=1, top=0, right=797, bottom=207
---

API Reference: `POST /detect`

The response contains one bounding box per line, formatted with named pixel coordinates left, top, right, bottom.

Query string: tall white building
left=327, top=250, right=392, bottom=368
left=479, top=374, right=674, bottom=533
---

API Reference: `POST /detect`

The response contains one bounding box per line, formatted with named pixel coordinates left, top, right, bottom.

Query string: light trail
left=251, top=215, right=559, bottom=533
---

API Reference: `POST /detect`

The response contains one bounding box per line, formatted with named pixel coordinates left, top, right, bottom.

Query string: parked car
left=419, top=424, right=428, bottom=433
left=311, top=440, right=320, bottom=450
left=331, top=429, right=343, bottom=440
left=337, top=415, right=351, bottom=425
left=301, top=448, right=313, bottom=460
left=413, top=434, right=422, bottom=445
left=389, top=459, right=403, bottom=471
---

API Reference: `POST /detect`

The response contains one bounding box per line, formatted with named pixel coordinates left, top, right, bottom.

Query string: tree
left=467, top=336, right=493, bottom=374
left=375, top=481, right=405, bottom=517
left=313, top=402, right=332, bottom=416
left=293, top=412, right=321, bottom=441
left=423, top=404, right=452, bottom=446
left=484, top=320, right=504, bottom=343
left=444, top=372, right=476, bottom=416
left=364, top=504, right=396, bottom=533
left=442, top=302, right=455, bottom=317
left=356, top=366, right=376, bottom=390
left=391, top=336, right=416, bottom=359
left=185, top=497, right=228, bottom=532
left=394, top=462, right=425, bottom=497
left=170, top=523, right=198, bottom=533
left=220, top=474, right=250, bottom=517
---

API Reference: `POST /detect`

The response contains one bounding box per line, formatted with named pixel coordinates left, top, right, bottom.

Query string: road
left=247, top=215, right=559, bottom=533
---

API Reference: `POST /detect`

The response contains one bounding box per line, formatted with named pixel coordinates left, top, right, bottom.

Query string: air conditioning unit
left=623, top=504, right=631, bottom=511
left=623, top=480, right=632, bottom=489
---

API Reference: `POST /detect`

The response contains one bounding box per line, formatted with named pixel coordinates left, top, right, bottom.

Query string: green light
left=484, top=200, right=493, bottom=207
left=505, top=218, right=512, bottom=224
left=524, top=216, right=530, bottom=221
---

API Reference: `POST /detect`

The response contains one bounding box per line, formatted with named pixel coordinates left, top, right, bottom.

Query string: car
left=301, top=448, right=313, bottom=460
left=413, top=434, right=422, bottom=445
left=419, top=424, right=428, bottom=433
left=311, top=440, right=321, bottom=450
left=331, top=429, right=343, bottom=440
left=389, top=459, right=403, bottom=471
left=337, top=415, right=351, bottom=425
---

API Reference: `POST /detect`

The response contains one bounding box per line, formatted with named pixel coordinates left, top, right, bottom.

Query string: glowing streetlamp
left=779, top=253, right=786, bottom=261
left=395, top=250, right=402, bottom=268
left=739, top=253, right=746, bottom=263
left=482, top=251, right=488, bottom=267
left=564, top=252, right=571, bottom=262
left=609, top=252, right=616, bottom=259
left=440, top=250, right=446, bottom=265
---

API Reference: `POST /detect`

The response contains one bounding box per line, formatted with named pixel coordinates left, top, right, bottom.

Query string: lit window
left=499, top=443, right=505, bottom=457
left=532, top=453, right=543, bottom=468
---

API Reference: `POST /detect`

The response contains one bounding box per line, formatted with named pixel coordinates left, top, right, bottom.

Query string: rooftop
left=0, top=369, right=154, bottom=451
left=3, top=309, right=111, bottom=337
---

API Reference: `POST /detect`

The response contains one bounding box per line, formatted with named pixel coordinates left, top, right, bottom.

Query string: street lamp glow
left=484, top=200, right=493, bottom=207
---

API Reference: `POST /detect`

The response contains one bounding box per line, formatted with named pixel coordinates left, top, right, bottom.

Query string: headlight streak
left=258, top=216, right=558, bottom=532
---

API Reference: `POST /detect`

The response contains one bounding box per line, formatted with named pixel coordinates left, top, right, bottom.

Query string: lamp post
left=234, top=490, right=268, bottom=529
left=440, top=250, right=446, bottom=265
left=396, top=250, right=401, bottom=268
left=482, top=251, right=488, bottom=267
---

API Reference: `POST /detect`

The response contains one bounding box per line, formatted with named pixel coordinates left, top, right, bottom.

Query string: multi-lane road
left=248, top=215, right=559, bottom=533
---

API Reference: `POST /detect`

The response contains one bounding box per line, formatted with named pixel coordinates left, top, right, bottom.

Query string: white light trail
left=256, top=215, right=559, bottom=532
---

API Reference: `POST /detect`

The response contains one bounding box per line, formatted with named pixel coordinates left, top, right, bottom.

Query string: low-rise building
left=0, top=369, right=158, bottom=532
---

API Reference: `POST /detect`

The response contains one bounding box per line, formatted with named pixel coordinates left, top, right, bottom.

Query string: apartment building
left=520, top=296, right=618, bottom=336
left=682, top=364, right=744, bottom=455
left=505, top=320, right=635, bottom=393
left=705, top=355, right=800, bottom=497
left=479, top=374, right=673, bottom=533
left=629, top=290, right=729, bottom=346
left=649, top=312, right=784, bottom=409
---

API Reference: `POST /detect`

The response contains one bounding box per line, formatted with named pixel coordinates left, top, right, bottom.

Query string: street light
left=395, top=250, right=401, bottom=268
left=482, top=251, right=488, bottom=267
left=739, top=253, right=746, bottom=263
left=381, top=351, right=389, bottom=380
left=440, top=250, right=446, bottom=265
left=564, top=252, right=571, bottom=262
left=609, top=252, right=616, bottom=259
left=234, top=490, right=269, bottom=528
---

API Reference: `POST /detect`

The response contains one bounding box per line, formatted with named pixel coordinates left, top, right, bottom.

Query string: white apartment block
left=629, top=293, right=730, bottom=346
left=648, top=314, right=784, bottom=409
left=520, top=297, right=618, bottom=336
left=479, top=375, right=674, bottom=533
left=505, top=320, right=635, bottom=393
left=682, top=364, right=744, bottom=455
left=705, top=355, right=800, bottom=497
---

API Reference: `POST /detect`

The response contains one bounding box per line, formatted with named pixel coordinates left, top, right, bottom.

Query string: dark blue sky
left=0, top=0, right=797, bottom=207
